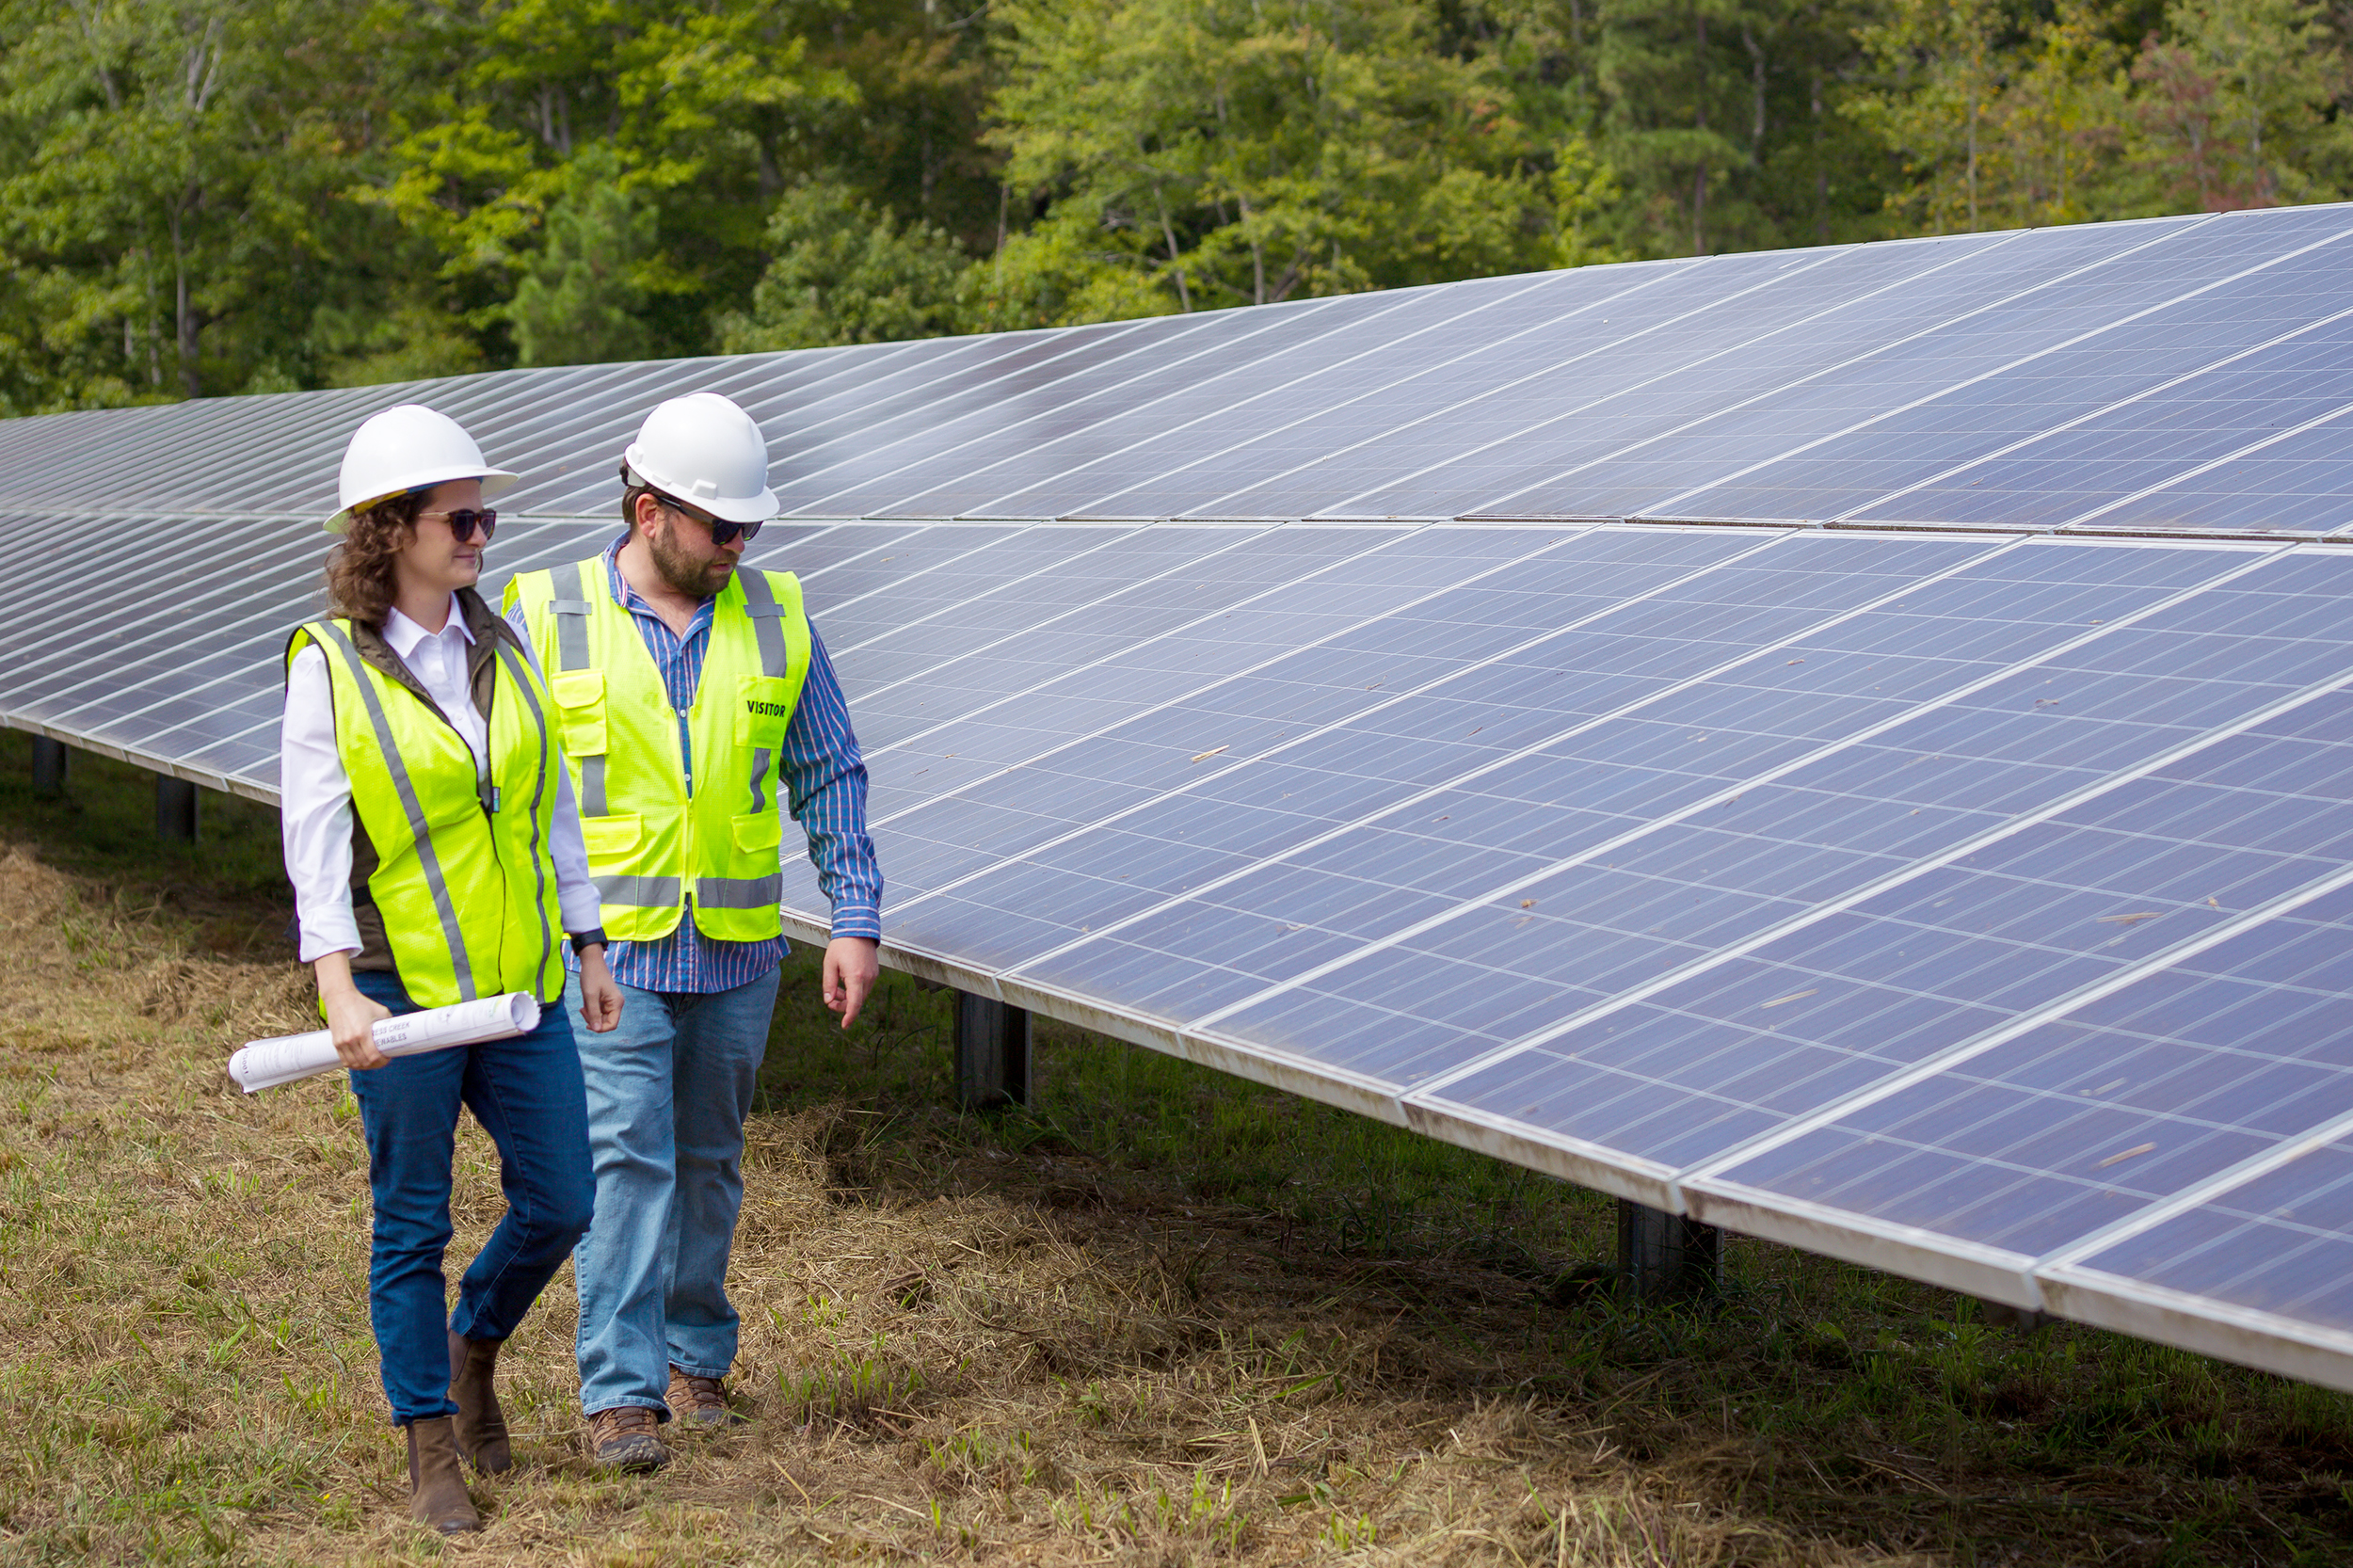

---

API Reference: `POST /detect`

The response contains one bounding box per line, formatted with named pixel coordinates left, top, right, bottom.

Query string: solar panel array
left=8, top=202, right=2353, bottom=1388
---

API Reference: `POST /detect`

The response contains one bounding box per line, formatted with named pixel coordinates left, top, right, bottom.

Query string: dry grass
left=0, top=840, right=1893, bottom=1568
left=4, top=741, right=2353, bottom=1566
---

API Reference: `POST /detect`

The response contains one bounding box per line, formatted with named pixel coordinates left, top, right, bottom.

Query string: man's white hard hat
left=328, top=405, right=519, bottom=533
left=622, top=392, right=778, bottom=523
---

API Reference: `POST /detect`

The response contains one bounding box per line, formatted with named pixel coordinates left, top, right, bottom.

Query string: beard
left=649, top=518, right=734, bottom=600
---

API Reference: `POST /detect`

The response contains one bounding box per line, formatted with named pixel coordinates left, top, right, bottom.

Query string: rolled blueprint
left=228, top=992, right=541, bottom=1094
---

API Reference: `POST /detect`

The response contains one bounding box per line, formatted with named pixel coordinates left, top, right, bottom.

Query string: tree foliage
left=0, top=0, right=2345, bottom=413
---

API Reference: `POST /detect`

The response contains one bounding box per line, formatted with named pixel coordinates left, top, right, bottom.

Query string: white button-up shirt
left=280, top=594, right=600, bottom=963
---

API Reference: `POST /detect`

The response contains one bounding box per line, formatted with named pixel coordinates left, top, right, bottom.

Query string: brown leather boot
left=667, top=1365, right=744, bottom=1432
left=584, top=1405, right=669, bottom=1473
left=406, top=1416, right=482, bottom=1533
left=447, top=1329, right=512, bottom=1473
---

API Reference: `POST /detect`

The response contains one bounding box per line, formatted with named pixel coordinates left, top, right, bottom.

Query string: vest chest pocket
left=733, top=674, right=796, bottom=748
left=730, top=811, right=782, bottom=854
left=580, top=811, right=642, bottom=861
left=551, top=668, right=608, bottom=756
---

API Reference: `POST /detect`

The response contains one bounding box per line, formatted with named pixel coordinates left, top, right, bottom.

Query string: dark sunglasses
left=418, top=507, right=498, bottom=543
left=657, top=493, right=761, bottom=548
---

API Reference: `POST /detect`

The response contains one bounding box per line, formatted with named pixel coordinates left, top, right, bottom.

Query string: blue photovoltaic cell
left=1697, top=707, right=2353, bottom=1260
left=810, top=526, right=1145, bottom=649
left=2081, top=405, right=2353, bottom=536
left=987, top=532, right=1998, bottom=1031
left=1845, top=313, right=2353, bottom=530
left=871, top=528, right=1772, bottom=967
left=1421, top=546, right=2353, bottom=1174
left=829, top=526, right=1265, bottom=705
left=1180, top=539, right=2249, bottom=1091
left=756, top=317, right=1219, bottom=516
left=939, top=276, right=1556, bottom=520
left=1195, top=235, right=2085, bottom=522
left=856, top=528, right=1528, bottom=934
left=1584, top=208, right=2353, bottom=524
left=789, top=295, right=1419, bottom=520
left=1072, top=259, right=1770, bottom=520
left=2065, top=1116, right=2353, bottom=1336
left=1314, top=232, right=2063, bottom=520
left=1387, top=219, right=2209, bottom=520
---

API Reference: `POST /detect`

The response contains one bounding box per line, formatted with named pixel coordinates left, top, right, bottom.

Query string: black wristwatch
left=569, top=927, right=609, bottom=955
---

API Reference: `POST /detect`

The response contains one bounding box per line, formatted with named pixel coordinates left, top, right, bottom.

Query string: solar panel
left=1645, top=216, right=2353, bottom=527
left=11, top=202, right=2353, bottom=1389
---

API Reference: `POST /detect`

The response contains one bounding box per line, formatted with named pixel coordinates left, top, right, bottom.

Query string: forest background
left=2, top=0, right=2348, bottom=416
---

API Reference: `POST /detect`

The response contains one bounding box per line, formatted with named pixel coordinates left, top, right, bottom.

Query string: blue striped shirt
left=566, top=535, right=884, bottom=994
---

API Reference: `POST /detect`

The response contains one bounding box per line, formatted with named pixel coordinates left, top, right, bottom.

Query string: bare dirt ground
left=3, top=784, right=2350, bottom=1566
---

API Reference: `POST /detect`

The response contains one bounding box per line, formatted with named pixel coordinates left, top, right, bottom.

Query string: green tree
left=718, top=176, right=968, bottom=349
left=1849, top=0, right=2013, bottom=232
left=359, top=0, right=855, bottom=364
left=1586, top=0, right=1897, bottom=255
left=2129, top=0, right=2350, bottom=208
left=0, top=0, right=375, bottom=408
left=805, top=0, right=1002, bottom=249
left=985, top=0, right=1562, bottom=323
left=504, top=148, right=687, bottom=367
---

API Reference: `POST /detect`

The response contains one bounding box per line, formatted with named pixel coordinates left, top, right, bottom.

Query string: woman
left=280, top=404, right=623, bottom=1533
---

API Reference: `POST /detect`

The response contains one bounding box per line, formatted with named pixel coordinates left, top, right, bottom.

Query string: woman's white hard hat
left=622, top=392, right=778, bottom=523
left=327, top=404, right=520, bottom=533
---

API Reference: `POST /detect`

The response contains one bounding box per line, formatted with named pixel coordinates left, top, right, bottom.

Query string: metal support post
left=1615, top=1198, right=1720, bottom=1303
left=954, top=991, right=1031, bottom=1111
left=155, top=774, right=199, bottom=843
left=31, top=736, right=67, bottom=794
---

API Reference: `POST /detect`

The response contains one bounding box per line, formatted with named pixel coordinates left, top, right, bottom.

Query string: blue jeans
left=568, top=969, right=779, bottom=1416
left=347, top=971, right=594, bottom=1425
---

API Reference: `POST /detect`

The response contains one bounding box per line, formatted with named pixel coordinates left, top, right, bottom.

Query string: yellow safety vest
left=286, top=606, right=568, bottom=1008
left=506, top=558, right=812, bottom=944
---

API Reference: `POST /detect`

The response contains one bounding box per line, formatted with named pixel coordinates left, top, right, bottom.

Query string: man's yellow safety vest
left=286, top=600, right=568, bottom=1008
left=505, top=559, right=812, bottom=944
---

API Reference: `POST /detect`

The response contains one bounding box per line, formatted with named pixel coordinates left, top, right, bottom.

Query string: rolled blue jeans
left=568, top=968, right=779, bottom=1416
left=345, top=970, right=595, bottom=1425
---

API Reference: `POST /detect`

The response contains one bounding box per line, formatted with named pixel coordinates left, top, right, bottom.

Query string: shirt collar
left=381, top=594, right=473, bottom=658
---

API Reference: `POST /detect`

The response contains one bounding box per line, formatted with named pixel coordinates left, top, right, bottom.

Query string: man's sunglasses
left=656, top=493, right=761, bottom=548
left=418, top=507, right=498, bottom=543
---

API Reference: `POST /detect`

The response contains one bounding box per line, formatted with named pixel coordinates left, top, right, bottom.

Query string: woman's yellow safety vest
left=286, top=609, right=568, bottom=1008
left=505, top=560, right=812, bottom=944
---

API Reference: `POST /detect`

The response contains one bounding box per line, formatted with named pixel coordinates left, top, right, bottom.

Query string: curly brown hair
left=323, top=489, right=427, bottom=626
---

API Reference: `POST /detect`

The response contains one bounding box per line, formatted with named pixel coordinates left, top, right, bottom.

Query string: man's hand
left=822, top=936, right=880, bottom=1029
left=576, top=944, right=625, bottom=1033
left=316, top=952, right=392, bottom=1070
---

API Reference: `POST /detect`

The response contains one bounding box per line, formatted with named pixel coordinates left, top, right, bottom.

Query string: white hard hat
left=621, top=392, right=777, bottom=523
left=327, top=404, right=519, bottom=533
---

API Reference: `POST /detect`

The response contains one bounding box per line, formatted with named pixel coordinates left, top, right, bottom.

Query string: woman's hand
left=576, top=944, right=624, bottom=1033
left=315, top=952, right=392, bottom=1070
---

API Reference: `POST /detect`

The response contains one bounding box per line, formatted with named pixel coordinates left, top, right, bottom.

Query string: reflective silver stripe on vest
left=747, top=747, right=769, bottom=816
left=553, top=561, right=593, bottom=671
left=313, top=622, right=478, bottom=1001
left=734, top=568, right=789, bottom=677
left=697, top=872, right=783, bottom=909
left=495, top=641, right=558, bottom=985
left=555, top=563, right=606, bottom=814
left=596, top=874, right=682, bottom=906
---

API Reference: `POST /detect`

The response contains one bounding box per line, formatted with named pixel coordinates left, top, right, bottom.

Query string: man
left=507, top=392, right=882, bottom=1473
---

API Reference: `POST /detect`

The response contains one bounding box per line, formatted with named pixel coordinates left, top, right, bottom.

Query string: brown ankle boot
left=584, top=1405, right=669, bottom=1473
left=447, top=1329, right=512, bottom=1473
left=406, top=1416, right=482, bottom=1533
